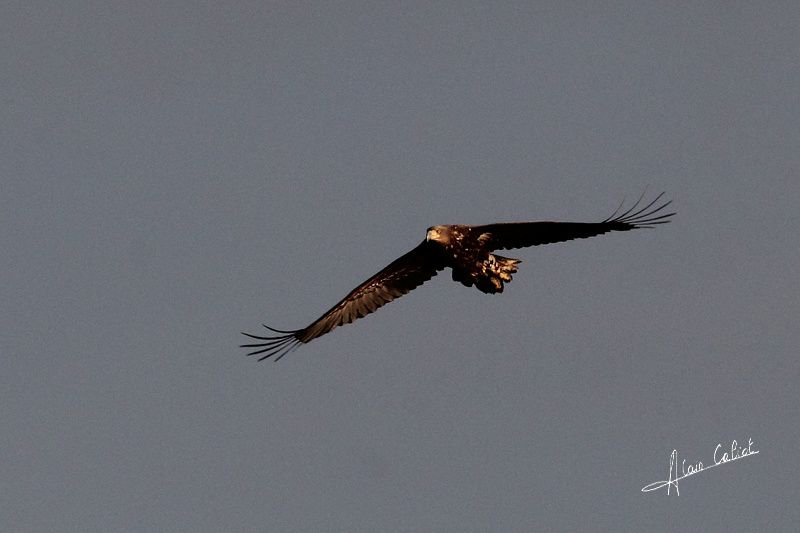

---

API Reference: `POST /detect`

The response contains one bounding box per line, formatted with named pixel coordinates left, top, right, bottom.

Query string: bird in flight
left=242, top=192, right=674, bottom=361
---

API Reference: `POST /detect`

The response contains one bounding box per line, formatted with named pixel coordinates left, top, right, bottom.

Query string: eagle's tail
left=493, top=255, right=521, bottom=281
left=477, top=254, right=521, bottom=294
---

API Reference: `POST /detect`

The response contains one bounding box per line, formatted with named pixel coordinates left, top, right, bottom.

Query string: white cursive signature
left=641, top=438, right=759, bottom=495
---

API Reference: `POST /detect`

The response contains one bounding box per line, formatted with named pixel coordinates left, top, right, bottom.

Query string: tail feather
left=476, top=254, right=522, bottom=293
left=493, top=255, right=521, bottom=281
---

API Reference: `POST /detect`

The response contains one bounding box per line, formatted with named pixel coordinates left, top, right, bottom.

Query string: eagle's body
left=242, top=193, right=674, bottom=361
left=427, top=224, right=521, bottom=293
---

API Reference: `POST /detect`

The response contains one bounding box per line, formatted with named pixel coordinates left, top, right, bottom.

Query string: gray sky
left=3, top=2, right=799, bottom=532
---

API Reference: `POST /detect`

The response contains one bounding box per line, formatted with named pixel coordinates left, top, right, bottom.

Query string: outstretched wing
left=241, top=241, right=445, bottom=361
left=474, top=192, right=674, bottom=251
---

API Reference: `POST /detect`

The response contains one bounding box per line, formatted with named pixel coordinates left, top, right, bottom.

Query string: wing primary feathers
left=603, top=191, right=675, bottom=228
left=605, top=195, right=627, bottom=222
left=240, top=327, right=302, bottom=361
left=603, top=190, right=646, bottom=222
left=261, top=324, right=298, bottom=334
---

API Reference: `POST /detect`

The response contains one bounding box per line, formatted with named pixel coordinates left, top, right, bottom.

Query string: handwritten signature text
left=641, top=437, right=759, bottom=495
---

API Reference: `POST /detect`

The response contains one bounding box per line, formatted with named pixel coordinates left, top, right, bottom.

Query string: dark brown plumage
left=242, top=192, right=674, bottom=361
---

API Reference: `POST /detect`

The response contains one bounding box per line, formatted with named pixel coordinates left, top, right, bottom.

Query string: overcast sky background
left=3, top=2, right=799, bottom=532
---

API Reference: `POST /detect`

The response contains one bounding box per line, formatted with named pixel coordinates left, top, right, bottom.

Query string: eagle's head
left=426, top=225, right=448, bottom=244
left=425, top=226, right=453, bottom=246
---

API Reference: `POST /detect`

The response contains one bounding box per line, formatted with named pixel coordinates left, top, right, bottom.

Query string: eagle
left=242, top=193, right=674, bottom=361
